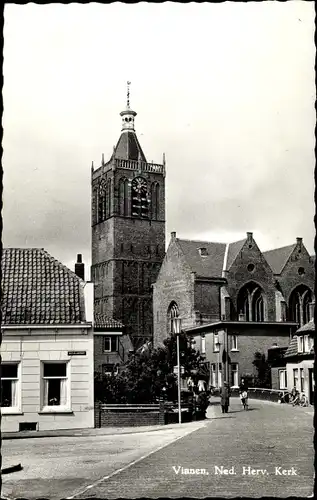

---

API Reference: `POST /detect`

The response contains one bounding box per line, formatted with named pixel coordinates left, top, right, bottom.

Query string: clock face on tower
left=134, top=177, right=147, bottom=193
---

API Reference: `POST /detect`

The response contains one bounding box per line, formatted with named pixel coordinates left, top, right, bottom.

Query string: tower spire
left=127, top=81, right=131, bottom=109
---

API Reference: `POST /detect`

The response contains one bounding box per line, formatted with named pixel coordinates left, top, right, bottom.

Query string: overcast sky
left=3, top=2, right=315, bottom=277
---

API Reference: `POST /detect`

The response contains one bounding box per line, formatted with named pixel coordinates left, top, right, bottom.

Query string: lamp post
left=215, top=339, right=221, bottom=389
left=173, top=317, right=182, bottom=424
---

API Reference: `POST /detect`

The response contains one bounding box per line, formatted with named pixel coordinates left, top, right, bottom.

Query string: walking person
left=220, top=382, right=231, bottom=413
left=239, top=377, right=249, bottom=409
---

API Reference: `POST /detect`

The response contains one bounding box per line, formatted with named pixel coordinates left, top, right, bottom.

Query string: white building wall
left=286, top=359, right=313, bottom=398
left=1, top=327, right=94, bottom=432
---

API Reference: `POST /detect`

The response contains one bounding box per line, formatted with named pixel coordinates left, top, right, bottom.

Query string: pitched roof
left=284, top=335, right=299, bottom=358
left=226, top=239, right=246, bottom=270
left=263, top=244, right=296, bottom=274
left=2, top=248, right=85, bottom=325
left=296, top=319, right=315, bottom=334
left=113, top=131, right=147, bottom=162
left=94, top=313, right=124, bottom=330
left=177, top=239, right=227, bottom=278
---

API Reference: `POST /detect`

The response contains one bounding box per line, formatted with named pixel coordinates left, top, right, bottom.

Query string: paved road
left=2, top=400, right=313, bottom=499
left=1, top=420, right=206, bottom=500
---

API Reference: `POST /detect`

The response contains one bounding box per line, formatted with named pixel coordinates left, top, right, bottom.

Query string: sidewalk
left=1, top=418, right=205, bottom=440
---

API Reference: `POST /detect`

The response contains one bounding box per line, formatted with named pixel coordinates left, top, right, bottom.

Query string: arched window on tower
left=105, top=179, right=111, bottom=218
left=289, top=285, right=313, bottom=326
left=119, top=178, right=129, bottom=216
left=167, top=301, right=179, bottom=335
left=131, top=177, right=148, bottom=218
left=237, top=282, right=266, bottom=322
left=98, top=180, right=107, bottom=222
left=150, top=182, right=160, bottom=220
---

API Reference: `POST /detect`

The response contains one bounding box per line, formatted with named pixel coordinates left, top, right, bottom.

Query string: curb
left=1, top=463, right=23, bottom=474
left=2, top=420, right=206, bottom=440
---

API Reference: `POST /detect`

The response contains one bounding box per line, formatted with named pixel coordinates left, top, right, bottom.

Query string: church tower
left=91, top=83, right=166, bottom=350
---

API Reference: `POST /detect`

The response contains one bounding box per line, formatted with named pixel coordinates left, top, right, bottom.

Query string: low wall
left=94, top=401, right=203, bottom=427
left=214, top=388, right=287, bottom=403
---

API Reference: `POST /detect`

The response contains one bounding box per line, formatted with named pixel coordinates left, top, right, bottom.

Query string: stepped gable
left=1, top=248, right=85, bottom=325
left=177, top=239, right=227, bottom=278
left=263, top=244, right=296, bottom=274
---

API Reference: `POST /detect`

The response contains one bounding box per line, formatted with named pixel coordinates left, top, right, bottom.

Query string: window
left=293, top=368, right=299, bottom=390
left=214, top=333, right=220, bottom=352
left=168, top=302, right=179, bottom=334
left=304, top=335, right=310, bottom=353
left=218, top=363, right=222, bottom=388
left=211, top=364, right=216, bottom=387
left=279, top=369, right=287, bottom=390
left=289, top=285, right=313, bottom=326
left=201, top=336, right=206, bottom=354
left=297, top=336, right=304, bottom=353
left=231, top=363, right=239, bottom=387
left=300, top=368, right=304, bottom=392
left=231, top=335, right=238, bottom=351
left=42, top=363, right=68, bottom=409
left=1, top=363, right=19, bottom=410
left=237, top=282, right=266, bottom=322
left=104, top=336, right=118, bottom=352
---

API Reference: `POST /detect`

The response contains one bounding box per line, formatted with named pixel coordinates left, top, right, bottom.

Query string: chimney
left=75, top=254, right=85, bottom=280
left=171, top=231, right=176, bottom=239
left=246, top=232, right=253, bottom=241
left=296, top=237, right=303, bottom=245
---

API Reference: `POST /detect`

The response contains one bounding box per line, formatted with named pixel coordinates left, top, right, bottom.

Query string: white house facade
left=1, top=248, right=95, bottom=432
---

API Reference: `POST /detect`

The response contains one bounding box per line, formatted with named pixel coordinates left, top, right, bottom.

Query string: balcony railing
left=115, top=158, right=164, bottom=174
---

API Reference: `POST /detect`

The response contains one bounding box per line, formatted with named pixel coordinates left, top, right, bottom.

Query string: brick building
left=91, top=88, right=166, bottom=350
left=153, top=231, right=315, bottom=388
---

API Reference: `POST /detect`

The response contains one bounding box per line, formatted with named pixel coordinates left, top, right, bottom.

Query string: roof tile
left=2, top=248, right=85, bottom=325
left=263, top=244, right=296, bottom=274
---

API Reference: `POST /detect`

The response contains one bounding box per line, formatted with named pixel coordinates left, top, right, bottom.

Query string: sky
left=3, top=2, right=315, bottom=277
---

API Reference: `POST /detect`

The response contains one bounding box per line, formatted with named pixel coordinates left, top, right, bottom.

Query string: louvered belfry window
left=131, top=177, right=148, bottom=218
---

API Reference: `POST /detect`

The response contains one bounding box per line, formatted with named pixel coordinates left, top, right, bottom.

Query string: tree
left=94, top=332, right=205, bottom=404
left=252, top=351, right=271, bottom=388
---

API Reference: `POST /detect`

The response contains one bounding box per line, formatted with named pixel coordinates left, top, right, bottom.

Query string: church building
left=91, top=85, right=166, bottom=350
left=153, top=231, right=315, bottom=388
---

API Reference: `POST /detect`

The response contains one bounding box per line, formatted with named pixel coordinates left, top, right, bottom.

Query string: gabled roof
left=94, top=313, right=124, bottom=330
left=226, top=239, right=247, bottom=270
left=284, top=320, right=315, bottom=358
left=176, top=239, right=227, bottom=278
left=113, top=131, right=147, bottom=162
left=1, top=248, right=85, bottom=325
left=263, top=244, right=296, bottom=274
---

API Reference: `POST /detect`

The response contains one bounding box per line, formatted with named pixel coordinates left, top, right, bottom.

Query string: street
left=1, top=400, right=314, bottom=499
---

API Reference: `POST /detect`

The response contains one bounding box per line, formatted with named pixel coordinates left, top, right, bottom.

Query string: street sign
left=68, top=351, right=87, bottom=356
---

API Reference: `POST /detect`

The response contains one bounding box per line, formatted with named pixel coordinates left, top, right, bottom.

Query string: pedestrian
left=239, top=377, right=249, bottom=409
left=220, top=382, right=230, bottom=413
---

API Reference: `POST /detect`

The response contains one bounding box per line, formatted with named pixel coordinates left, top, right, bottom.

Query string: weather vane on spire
left=127, top=81, right=131, bottom=108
